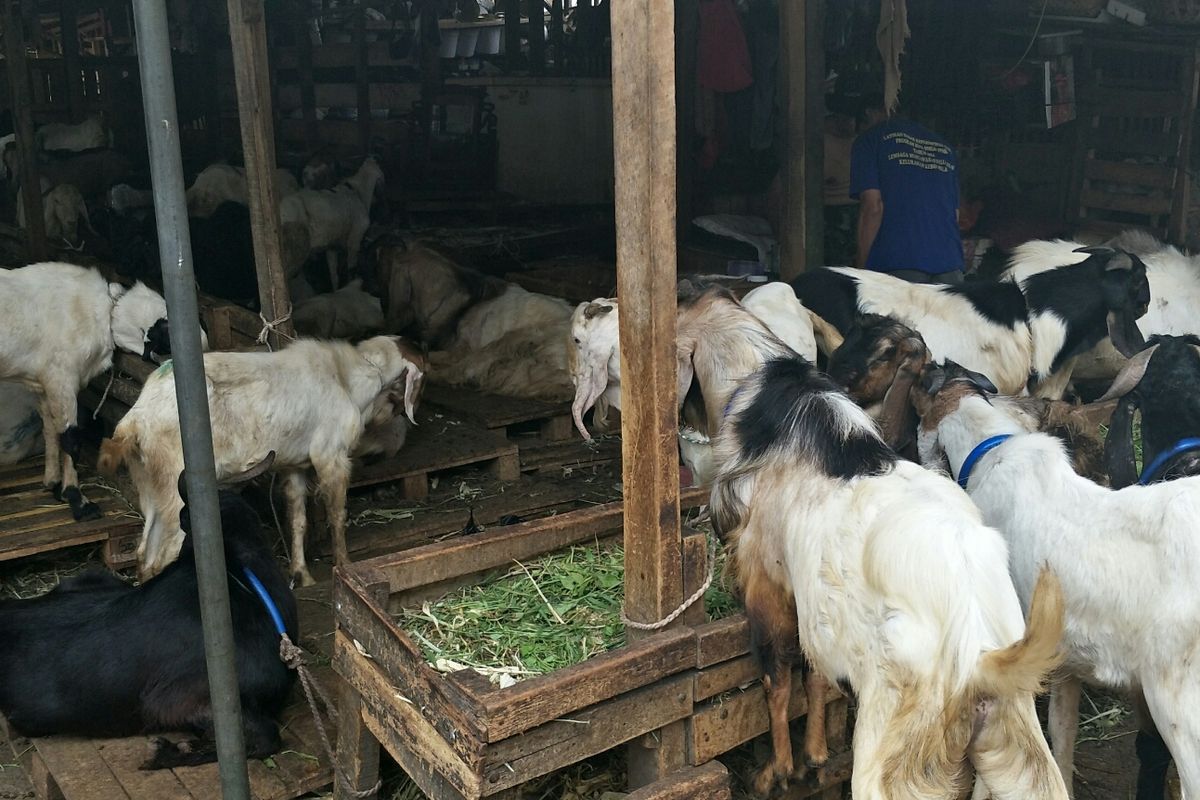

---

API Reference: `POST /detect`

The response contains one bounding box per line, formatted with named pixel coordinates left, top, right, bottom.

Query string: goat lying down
left=1004, top=233, right=1200, bottom=381
left=792, top=248, right=1150, bottom=399
left=828, top=314, right=1107, bottom=480
left=99, top=336, right=426, bottom=585
left=913, top=366, right=1200, bottom=799
left=711, top=354, right=1068, bottom=799
left=0, top=262, right=178, bottom=520
left=0, top=455, right=296, bottom=768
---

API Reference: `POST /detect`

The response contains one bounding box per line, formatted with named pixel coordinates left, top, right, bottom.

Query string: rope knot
left=279, top=635, right=305, bottom=670
left=256, top=311, right=294, bottom=349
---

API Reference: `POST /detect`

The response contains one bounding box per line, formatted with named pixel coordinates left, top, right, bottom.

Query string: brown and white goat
left=828, top=315, right=1108, bottom=482
left=99, top=336, right=425, bottom=585
left=713, top=354, right=1069, bottom=800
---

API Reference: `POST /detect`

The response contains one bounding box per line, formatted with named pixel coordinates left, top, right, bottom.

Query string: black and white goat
left=913, top=366, right=1200, bottom=799
left=0, top=262, right=181, bottom=519
left=711, top=355, right=1068, bottom=799
left=792, top=248, right=1150, bottom=399
left=0, top=455, right=296, bottom=768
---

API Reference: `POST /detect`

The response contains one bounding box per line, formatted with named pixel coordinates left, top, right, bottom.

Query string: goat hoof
left=803, top=749, right=829, bottom=770
left=751, top=764, right=788, bottom=797
left=48, top=481, right=64, bottom=501
left=291, top=568, right=317, bottom=588
left=72, top=501, right=102, bottom=522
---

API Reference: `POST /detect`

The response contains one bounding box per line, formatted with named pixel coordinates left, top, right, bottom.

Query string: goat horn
left=1097, top=345, right=1159, bottom=402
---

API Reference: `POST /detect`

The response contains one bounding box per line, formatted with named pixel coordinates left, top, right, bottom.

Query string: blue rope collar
left=1139, top=437, right=1200, bottom=486
left=242, top=566, right=288, bottom=639
left=956, top=434, right=1013, bottom=489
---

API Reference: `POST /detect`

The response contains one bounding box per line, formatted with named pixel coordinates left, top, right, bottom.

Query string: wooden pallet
left=423, top=385, right=574, bottom=443
left=0, top=458, right=140, bottom=568
left=350, top=412, right=520, bottom=500
left=518, top=436, right=622, bottom=474
left=4, top=583, right=338, bottom=800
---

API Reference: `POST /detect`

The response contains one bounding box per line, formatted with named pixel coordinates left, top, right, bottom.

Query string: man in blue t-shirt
left=850, top=95, right=964, bottom=284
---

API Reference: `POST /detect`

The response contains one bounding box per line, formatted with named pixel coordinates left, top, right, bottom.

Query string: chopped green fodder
left=399, top=537, right=738, bottom=682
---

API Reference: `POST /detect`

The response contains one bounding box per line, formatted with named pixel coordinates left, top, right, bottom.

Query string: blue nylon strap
left=956, top=434, right=1013, bottom=490
left=242, top=566, right=288, bottom=639
left=1139, top=437, right=1200, bottom=486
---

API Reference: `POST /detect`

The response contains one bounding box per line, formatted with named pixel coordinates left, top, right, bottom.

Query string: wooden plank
left=225, top=0, right=294, bottom=347
left=333, top=579, right=488, bottom=754
left=688, top=668, right=812, bottom=765
left=93, top=737, right=193, bottom=800
left=503, top=0, right=521, bottom=72
left=1087, top=127, right=1177, bottom=158
left=1079, top=187, right=1172, bottom=217
left=694, top=615, right=751, bottom=669
left=1085, top=88, right=1184, bottom=116
left=423, top=385, right=570, bottom=433
left=527, top=3, right=544, bottom=74
left=4, top=0, right=46, bottom=260
left=625, top=761, right=730, bottom=800
left=333, top=633, right=483, bottom=800
left=333, top=683, right=380, bottom=800
left=58, top=0, right=84, bottom=118
left=693, top=654, right=760, bottom=702
left=518, top=437, right=622, bottom=472
left=1171, top=42, right=1200, bottom=244
left=482, top=673, right=694, bottom=795
left=350, top=417, right=517, bottom=491
left=1083, top=159, right=1175, bottom=190
left=777, top=0, right=824, bottom=278
left=29, top=738, right=131, bottom=800
left=479, top=628, right=695, bottom=741
left=171, top=755, right=291, bottom=800
left=295, top=22, right=318, bottom=152
left=354, top=7, right=370, bottom=156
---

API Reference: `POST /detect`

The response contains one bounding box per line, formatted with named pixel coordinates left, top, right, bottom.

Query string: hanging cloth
left=876, top=0, right=910, bottom=114
left=697, top=0, right=753, bottom=93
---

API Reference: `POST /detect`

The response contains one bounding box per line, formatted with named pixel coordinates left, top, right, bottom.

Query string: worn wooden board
left=518, top=436, right=623, bottom=473
left=625, top=761, right=730, bottom=800
left=506, top=260, right=617, bottom=304
left=423, top=385, right=574, bottom=442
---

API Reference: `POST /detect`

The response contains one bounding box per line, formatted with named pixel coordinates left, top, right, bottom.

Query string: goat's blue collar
left=242, top=566, right=288, bottom=639
left=1139, top=438, right=1200, bottom=486
left=956, top=435, right=1013, bottom=489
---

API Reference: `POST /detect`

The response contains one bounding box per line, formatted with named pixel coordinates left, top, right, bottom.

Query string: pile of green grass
left=399, top=536, right=738, bottom=681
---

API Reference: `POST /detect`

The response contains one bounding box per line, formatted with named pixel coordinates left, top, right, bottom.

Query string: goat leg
left=800, top=668, right=830, bottom=772
left=1132, top=688, right=1172, bottom=800
left=745, top=574, right=802, bottom=797
left=316, top=458, right=352, bottom=570
left=58, top=422, right=100, bottom=521
left=283, top=471, right=315, bottom=587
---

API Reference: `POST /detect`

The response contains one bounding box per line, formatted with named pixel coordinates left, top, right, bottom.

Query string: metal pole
left=129, top=1, right=252, bottom=798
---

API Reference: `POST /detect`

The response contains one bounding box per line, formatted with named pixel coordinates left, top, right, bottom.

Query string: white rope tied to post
left=256, top=311, right=294, bottom=351
left=620, top=530, right=718, bottom=632
left=279, top=635, right=382, bottom=799
left=91, top=369, right=115, bottom=421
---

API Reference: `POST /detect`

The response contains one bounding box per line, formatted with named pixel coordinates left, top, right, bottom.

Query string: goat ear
left=676, top=346, right=697, bottom=409
left=921, top=364, right=947, bottom=395
left=962, top=368, right=998, bottom=395
left=1104, top=395, right=1139, bottom=489
left=402, top=364, right=423, bottom=425
left=1072, top=245, right=1112, bottom=256
left=583, top=302, right=613, bottom=320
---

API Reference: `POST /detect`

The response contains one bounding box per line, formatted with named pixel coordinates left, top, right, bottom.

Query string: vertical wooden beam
left=59, top=0, right=83, bottom=119
left=675, top=0, right=698, bottom=241
left=334, top=682, right=381, bottom=800
left=355, top=6, right=370, bottom=155
left=550, top=0, right=563, bottom=74
left=225, top=0, right=294, bottom=346
left=611, top=0, right=684, bottom=787
left=4, top=0, right=46, bottom=260
left=1171, top=41, right=1200, bottom=245
left=297, top=19, right=318, bottom=152
left=778, top=0, right=824, bottom=280
left=503, top=0, right=521, bottom=72
left=527, top=0, right=544, bottom=75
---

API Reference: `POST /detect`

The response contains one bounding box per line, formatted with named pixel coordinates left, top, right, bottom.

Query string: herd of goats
left=0, top=119, right=1197, bottom=799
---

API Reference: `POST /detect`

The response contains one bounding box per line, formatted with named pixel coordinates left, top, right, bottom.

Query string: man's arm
left=856, top=189, right=883, bottom=268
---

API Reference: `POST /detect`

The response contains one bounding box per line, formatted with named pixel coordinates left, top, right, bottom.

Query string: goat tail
left=975, top=568, right=1065, bottom=698
left=98, top=429, right=137, bottom=476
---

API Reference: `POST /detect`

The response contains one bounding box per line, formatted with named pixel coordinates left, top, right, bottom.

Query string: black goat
left=110, top=201, right=260, bottom=309
left=1099, top=334, right=1200, bottom=800
left=0, top=455, right=296, bottom=769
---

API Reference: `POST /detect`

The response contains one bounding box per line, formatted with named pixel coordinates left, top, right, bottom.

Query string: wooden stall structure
left=330, top=2, right=849, bottom=799
left=1073, top=29, right=1200, bottom=243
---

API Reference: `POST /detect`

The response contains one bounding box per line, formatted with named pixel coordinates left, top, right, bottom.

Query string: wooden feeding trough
left=331, top=497, right=850, bottom=800
left=422, top=385, right=575, bottom=444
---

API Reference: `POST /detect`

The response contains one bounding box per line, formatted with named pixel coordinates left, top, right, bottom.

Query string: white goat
left=109, top=164, right=300, bottom=217
left=1005, top=235, right=1200, bottom=380
left=711, top=354, right=1069, bottom=800
left=279, top=156, right=383, bottom=290
left=0, top=382, right=42, bottom=465
left=914, top=369, right=1200, bottom=798
left=36, top=114, right=108, bottom=152
left=17, top=179, right=95, bottom=247
left=99, top=336, right=425, bottom=585
left=293, top=278, right=385, bottom=340
left=0, top=262, right=178, bottom=520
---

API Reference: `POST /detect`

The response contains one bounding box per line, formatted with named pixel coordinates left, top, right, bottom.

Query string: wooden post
left=4, top=0, right=46, bottom=260
left=527, top=0, right=544, bottom=74
left=503, top=0, right=521, bottom=72
left=58, top=0, right=83, bottom=119
left=225, top=0, right=294, bottom=346
left=550, top=0, right=563, bottom=74
left=355, top=6, right=370, bottom=155
left=777, top=0, right=824, bottom=281
left=297, top=19, right=318, bottom=152
left=675, top=0, right=698, bottom=241
left=334, top=682, right=381, bottom=800
left=610, top=0, right=684, bottom=788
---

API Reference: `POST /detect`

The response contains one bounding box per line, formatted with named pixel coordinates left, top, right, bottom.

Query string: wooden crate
left=332, top=495, right=850, bottom=800
left=423, top=385, right=575, bottom=443
left=3, top=581, right=339, bottom=800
